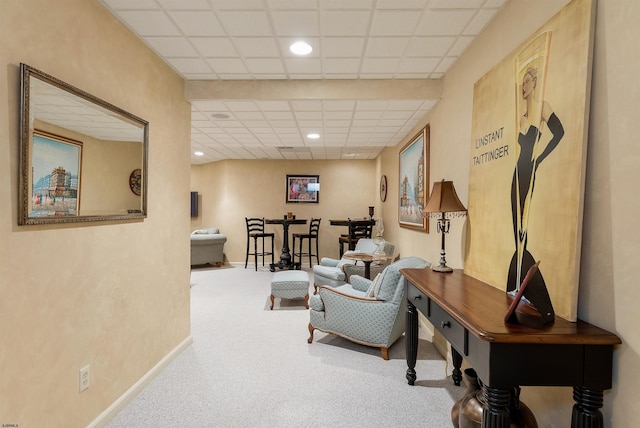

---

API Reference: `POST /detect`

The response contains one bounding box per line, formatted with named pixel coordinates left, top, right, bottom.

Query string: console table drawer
left=407, top=283, right=429, bottom=315
left=430, top=302, right=467, bottom=355
left=407, top=282, right=468, bottom=355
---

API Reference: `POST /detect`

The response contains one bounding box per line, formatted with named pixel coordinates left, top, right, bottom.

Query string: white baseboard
left=88, top=335, right=193, bottom=428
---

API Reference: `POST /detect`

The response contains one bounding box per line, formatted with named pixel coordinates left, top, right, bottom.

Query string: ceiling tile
left=157, top=0, right=210, bottom=10
left=365, top=37, right=411, bottom=57
left=145, top=37, right=199, bottom=57
left=206, top=58, right=249, bottom=74
left=244, top=58, right=286, bottom=74
left=285, top=58, right=322, bottom=74
left=116, top=11, right=181, bottom=36
left=321, top=37, right=365, bottom=57
left=169, top=11, right=226, bottom=36
left=190, top=37, right=239, bottom=57
left=233, top=37, right=280, bottom=57
left=415, top=10, right=475, bottom=36
left=321, top=58, right=361, bottom=75
left=271, top=11, right=320, bottom=36
left=360, top=58, right=400, bottom=74
left=217, top=11, right=274, bottom=36
left=320, top=11, right=372, bottom=36
left=370, top=11, right=423, bottom=36
left=429, top=0, right=484, bottom=8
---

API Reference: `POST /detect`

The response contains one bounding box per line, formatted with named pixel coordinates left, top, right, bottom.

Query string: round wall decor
left=379, top=175, right=388, bottom=202
left=129, top=169, right=142, bottom=196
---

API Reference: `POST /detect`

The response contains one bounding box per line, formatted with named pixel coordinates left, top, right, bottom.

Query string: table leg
left=280, top=222, right=292, bottom=266
left=571, top=386, right=604, bottom=428
left=364, top=261, right=371, bottom=279
left=451, top=347, right=463, bottom=386
left=482, top=385, right=511, bottom=428
left=406, top=300, right=418, bottom=385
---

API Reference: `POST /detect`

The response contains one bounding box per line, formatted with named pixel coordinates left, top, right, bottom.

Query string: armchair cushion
left=367, top=273, right=383, bottom=297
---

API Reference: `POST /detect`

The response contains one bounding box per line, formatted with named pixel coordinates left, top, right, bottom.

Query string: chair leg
left=244, top=236, right=250, bottom=268
left=315, top=238, right=320, bottom=265
left=307, top=238, right=312, bottom=268
left=253, top=237, right=258, bottom=271
left=307, top=323, right=315, bottom=343
left=380, top=347, right=389, bottom=360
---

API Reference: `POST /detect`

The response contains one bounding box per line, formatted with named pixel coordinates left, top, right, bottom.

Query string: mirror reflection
left=19, top=64, right=148, bottom=225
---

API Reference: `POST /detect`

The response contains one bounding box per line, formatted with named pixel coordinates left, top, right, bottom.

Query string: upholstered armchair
left=312, top=239, right=379, bottom=291
left=190, top=227, right=227, bottom=266
left=307, top=256, right=430, bottom=360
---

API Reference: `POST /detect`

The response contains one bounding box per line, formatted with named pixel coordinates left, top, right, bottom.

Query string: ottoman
left=270, top=270, right=310, bottom=310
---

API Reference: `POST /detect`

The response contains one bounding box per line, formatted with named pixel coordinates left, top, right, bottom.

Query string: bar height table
left=265, top=218, right=307, bottom=271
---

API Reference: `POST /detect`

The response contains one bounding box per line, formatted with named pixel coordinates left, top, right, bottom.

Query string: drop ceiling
left=99, top=0, right=507, bottom=164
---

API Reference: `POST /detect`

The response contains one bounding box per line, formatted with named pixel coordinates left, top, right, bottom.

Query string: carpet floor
left=106, top=263, right=465, bottom=427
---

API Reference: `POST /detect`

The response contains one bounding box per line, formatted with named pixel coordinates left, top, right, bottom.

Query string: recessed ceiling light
left=290, top=41, right=312, bottom=56
left=211, top=113, right=230, bottom=119
left=194, top=151, right=204, bottom=156
left=306, top=133, right=320, bottom=139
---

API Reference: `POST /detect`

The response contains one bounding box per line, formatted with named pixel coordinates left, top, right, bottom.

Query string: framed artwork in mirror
left=398, top=124, right=430, bottom=232
left=30, top=130, right=82, bottom=217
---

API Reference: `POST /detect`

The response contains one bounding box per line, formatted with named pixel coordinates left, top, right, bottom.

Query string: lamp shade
left=424, top=180, right=467, bottom=214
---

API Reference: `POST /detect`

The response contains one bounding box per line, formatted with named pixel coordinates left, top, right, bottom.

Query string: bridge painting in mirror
left=19, top=64, right=148, bottom=225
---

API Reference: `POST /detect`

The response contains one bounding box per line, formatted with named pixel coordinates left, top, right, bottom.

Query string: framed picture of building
left=29, top=130, right=82, bottom=218
left=398, top=125, right=429, bottom=232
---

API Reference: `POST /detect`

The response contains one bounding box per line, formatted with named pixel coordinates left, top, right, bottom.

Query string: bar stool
left=292, top=218, right=321, bottom=268
left=339, top=219, right=373, bottom=257
left=244, top=217, right=275, bottom=271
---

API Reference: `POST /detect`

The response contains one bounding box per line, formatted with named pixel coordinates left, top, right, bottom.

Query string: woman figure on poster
left=507, top=66, right=564, bottom=320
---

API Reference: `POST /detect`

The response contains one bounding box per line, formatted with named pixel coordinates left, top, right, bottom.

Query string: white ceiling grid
left=99, top=0, right=507, bottom=163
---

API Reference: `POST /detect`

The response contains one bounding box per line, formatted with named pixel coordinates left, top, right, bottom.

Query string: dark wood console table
left=400, top=268, right=621, bottom=428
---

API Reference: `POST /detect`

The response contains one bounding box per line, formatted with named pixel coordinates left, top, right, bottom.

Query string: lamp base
left=432, top=264, right=453, bottom=273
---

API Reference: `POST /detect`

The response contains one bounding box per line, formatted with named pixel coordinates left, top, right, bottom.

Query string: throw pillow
left=367, top=273, right=383, bottom=298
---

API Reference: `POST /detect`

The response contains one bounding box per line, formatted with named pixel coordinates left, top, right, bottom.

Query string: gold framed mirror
left=19, top=64, right=148, bottom=225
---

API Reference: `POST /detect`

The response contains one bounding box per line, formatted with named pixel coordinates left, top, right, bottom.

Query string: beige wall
left=0, top=0, right=191, bottom=427
left=191, top=159, right=377, bottom=262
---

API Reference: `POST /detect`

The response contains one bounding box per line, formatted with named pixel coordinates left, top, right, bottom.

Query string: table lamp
left=423, top=180, right=467, bottom=273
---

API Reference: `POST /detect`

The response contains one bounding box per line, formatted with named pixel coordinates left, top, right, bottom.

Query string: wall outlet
left=79, top=365, right=90, bottom=392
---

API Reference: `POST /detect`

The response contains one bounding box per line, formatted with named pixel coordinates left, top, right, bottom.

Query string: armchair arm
left=348, top=275, right=372, bottom=293
left=320, top=257, right=340, bottom=267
